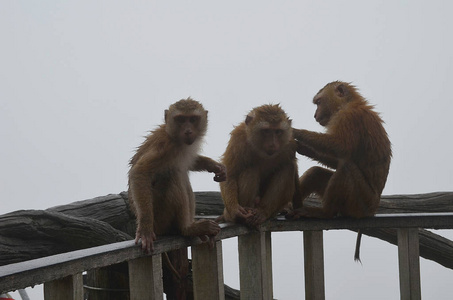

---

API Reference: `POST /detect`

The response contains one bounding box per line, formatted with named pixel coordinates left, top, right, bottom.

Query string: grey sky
left=1, top=1, right=452, bottom=299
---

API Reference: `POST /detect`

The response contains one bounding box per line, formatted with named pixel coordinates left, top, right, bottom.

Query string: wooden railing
left=1, top=213, right=453, bottom=300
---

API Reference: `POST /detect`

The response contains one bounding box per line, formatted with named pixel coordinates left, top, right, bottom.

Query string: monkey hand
left=135, top=226, right=156, bottom=253
left=210, top=163, right=227, bottom=182
left=196, top=219, right=221, bottom=236
left=246, top=209, right=268, bottom=228
left=285, top=207, right=310, bottom=220
left=292, top=128, right=308, bottom=141
left=296, top=141, right=315, bottom=157
left=200, top=220, right=221, bottom=248
left=232, top=205, right=256, bottom=223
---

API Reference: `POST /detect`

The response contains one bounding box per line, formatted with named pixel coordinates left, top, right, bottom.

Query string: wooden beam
left=1, top=213, right=452, bottom=294
left=192, top=241, right=225, bottom=300
left=44, top=273, right=83, bottom=300
left=128, top=254, right=163, bottom=300
left=398, top=228, right=421, bottom=300
left=303, top=231, right=325, bottom=300
left=238, top=231, right=273, bottom=300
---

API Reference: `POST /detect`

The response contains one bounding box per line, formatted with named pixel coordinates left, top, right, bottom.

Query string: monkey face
left=314, top=100, right=332, bottom=127
left=164, top=98, right=208, bottom=145
left=313, top=93, right=340, bottom=127
left=174, top=115, right=201, bottom=145
left=260, top=127, right=284, bottom=156
left=245, top=104, right=292, bottom=158
left=249, top=123, right=290, bottom=158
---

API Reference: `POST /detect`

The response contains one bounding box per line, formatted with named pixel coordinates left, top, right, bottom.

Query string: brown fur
left=291, top=81, right=392, bottom=261
left=219, top=104, right=299, bottom=227
left=128, top=98, right=225, bottom=252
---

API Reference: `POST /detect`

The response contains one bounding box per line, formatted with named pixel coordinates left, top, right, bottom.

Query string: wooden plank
left=128, top=254, right=163, bottom=300
left=192, top=240, right=225, bottom=300
left=4, top=192, right=453, bottom=273
left=397, top=228, right=421, bottom=300
left=2, top=213, right=453, bottom=294
left=43, top=273, right=83, bottom=300
left=238, top=231, right=273, bottom=300
left=0, top=225, right=250, bottom=293
left=304, top=231, right=325, bottom=300
left=265, top=231, right=273, bottom=298
left=264, top=213, right=453, bottom=232
left=355, top=228, right=453, bottom=270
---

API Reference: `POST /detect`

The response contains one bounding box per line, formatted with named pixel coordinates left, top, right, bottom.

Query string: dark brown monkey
left=128, top=98, right=225, bottom=253
left=219, top=104, right=299, bottom=227
left=290, top=81, right=391, bottom=261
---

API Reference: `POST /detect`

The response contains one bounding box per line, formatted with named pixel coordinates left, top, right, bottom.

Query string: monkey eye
left=174, top=116, right=186, bottom=124
left=189, top=116, right=200, bottom=123
left=261, top=128, right=271, bottom=136
left=275, top=129, right=284, bottom=136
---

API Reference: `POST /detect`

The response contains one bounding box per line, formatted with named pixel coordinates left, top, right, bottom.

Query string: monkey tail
left=354, top=230, right=363, bottom=264
left=163, top=252, right=182, bottom=280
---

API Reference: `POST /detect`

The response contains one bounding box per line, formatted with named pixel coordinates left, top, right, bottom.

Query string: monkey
left=219, top=104, right=299, bottom=227
left=289, top=81, right=392, bottom=261
left=128, top=98, right=226, bottom=253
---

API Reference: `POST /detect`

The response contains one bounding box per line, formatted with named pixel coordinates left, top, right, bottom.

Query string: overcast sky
left=1, top=1, right=453, bottom=299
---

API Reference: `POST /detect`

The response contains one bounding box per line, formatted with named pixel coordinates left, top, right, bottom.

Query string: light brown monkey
left=128, top=98, right=225, bottom=253
left=290, top=81, right=391, bottom=261
left=219, top=104, right=299, bottom=227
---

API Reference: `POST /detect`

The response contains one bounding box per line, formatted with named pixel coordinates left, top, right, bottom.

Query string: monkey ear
left=164, top=109, right=169, bottom=123
left=245, top=115, right=253, bottom=125
left=335, top=84, right=348, bottom=98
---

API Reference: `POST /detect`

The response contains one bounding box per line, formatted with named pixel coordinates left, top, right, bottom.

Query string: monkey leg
left=250, top=163, right=297, bottom=226
left=288, top=166, right=334, bottom=219
left=181, top=219, right=221, bottom=238
left=221, top=169, right=260, bottom=224
left=220, top=172, right=258, bottom=224
left=299, top=166, right=333, bottom=200
left=237, top=168, right=261, bottom=208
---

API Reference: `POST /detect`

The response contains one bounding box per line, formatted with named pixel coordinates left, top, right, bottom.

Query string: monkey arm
left=296, top=140, right=338, bottom=169
left=219, top=178, right=255, bottom=222
left=293, top=128, right=353, bottom=159
left=128, top=156, right=159, bottom=253
left=220, top=178, right=240, bottom=212
left=192, top=155, right=226, bottom=182
left=249, top=163, right=297, bottom=226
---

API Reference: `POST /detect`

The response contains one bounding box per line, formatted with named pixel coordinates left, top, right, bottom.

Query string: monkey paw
left=285, top=208, right=311, bottom=220
left=135, top=228, right=156, bottom=253
left=245, top=210, right=267, bottom=228
left=212, top=164, right=227, bottom=182
left=199, top=219, right=221, bottom=236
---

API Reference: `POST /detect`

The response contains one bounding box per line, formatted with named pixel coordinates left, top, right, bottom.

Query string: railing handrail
left=1, top=212, right=453, bottom=294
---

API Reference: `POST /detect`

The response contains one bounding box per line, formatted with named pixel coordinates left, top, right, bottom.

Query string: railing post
left=128, top=254, right=163, bottom=300
left=43, top=273, right=83, bottom=300
left=238, top=231, right=273, bottom=300
left=397, top=228, right=421, bottom=300
left=303, top=230, right=325, bottom=300
left=192, top=240, right=225, bottom=300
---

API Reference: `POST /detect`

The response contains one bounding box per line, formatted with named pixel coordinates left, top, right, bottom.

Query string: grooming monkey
left=128, top=98, right=225, bottom=253
left=290, top=81, right=392, bottom=261
left=219, top=104, right=299, bottom=227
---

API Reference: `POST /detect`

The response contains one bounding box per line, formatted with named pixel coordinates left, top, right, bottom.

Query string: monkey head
left=313, top=81, right=362, bottom=127
left=165, top=98, right=208, bottom=145
left=245, top=104, right=292, bottom=157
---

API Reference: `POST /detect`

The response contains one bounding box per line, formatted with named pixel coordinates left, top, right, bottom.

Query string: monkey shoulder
left=223, top=124, right=252, bottom=164
left=229, top=123, right=248, bottom=142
